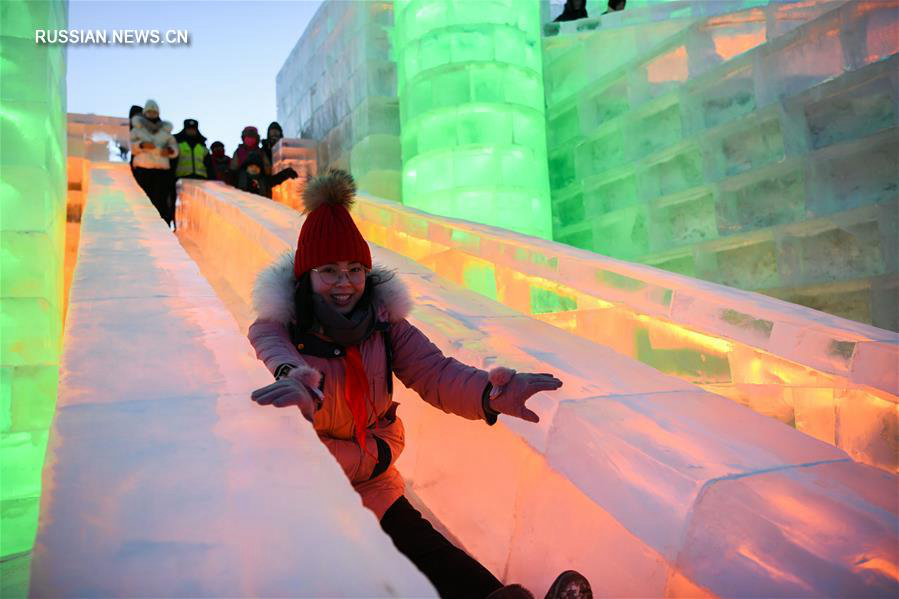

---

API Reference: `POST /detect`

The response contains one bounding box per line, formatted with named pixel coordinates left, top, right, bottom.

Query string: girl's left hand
left=490, top=371, right=563, bottom=423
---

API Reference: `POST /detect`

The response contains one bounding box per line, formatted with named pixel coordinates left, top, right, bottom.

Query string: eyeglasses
left=311, top=265, right=368, bottom=285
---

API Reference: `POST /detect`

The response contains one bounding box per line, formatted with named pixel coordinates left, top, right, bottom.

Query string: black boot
left=553, top=0, right=588, bottom=22
left=544, top=571, right=592, bottom=599
left=602, top=0, right=627, bottom=15
left=486, top=584, right=535, bottom=599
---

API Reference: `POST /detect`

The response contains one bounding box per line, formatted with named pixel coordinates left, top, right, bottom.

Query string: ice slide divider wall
left=176, top=177, right=897, bottom=597
left=31, top=164, right=436, bottom=597
left=340, top=191, right=899, bottom=474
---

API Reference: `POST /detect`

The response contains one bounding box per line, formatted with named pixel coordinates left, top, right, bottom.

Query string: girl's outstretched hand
left=251, top=378, right=319, bottom=423
left=489, top=369, right=563, bottom=423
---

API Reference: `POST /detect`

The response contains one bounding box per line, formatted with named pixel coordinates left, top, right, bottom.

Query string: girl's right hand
left=251, top=378, right=319, bottom=422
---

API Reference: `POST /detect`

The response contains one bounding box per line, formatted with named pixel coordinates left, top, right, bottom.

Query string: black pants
left=133, top=167, right=174, bottom=226
left=380, top=496, right=503, bottom=598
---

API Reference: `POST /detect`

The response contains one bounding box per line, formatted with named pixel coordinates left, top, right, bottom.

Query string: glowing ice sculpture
left=0, top=0, right=68, bottom=563
left=393, top=0, right=553, bottom=239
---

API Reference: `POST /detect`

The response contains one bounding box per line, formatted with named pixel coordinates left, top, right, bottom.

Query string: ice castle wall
left=543, top=0, right=899, bottom=330
left=0, top=0, right=69, bottom=569
left=275, top=0, right=401, bottom=200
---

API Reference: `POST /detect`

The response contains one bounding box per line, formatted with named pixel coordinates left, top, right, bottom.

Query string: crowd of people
left=128, top=99, right=299, bottom=230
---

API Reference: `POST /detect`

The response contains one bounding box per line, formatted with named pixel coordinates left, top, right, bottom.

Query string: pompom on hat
left=294, top=169, right=372, bottom=279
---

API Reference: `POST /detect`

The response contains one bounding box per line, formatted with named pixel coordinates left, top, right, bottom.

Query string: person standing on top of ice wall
left=246, top=169, right=593, bottom=599
left=229, top=125, right=270, bottom=176
left=261, top=121, right=283, bottom=165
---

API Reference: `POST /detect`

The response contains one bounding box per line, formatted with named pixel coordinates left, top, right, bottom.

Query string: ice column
left=394, top=0, right=553, bottom=238
left=0, top=0, right=68, bottom=559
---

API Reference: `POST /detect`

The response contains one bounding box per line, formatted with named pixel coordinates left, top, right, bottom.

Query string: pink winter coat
left=249, top=253, right=492, bottom=518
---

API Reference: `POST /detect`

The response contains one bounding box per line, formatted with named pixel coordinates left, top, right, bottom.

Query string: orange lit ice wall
left=349, top=190, right=899, bottom=474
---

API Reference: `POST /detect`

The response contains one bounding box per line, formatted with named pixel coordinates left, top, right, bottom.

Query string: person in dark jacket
left=235, top=151, right=272, bottom=197
left=128, top=105, right=143, bottom=170
left=230, top=125, right=269, bottom=174
left=231, top=125, right=298, bottom=198
left=172, top=118, right=211, bottom=181
left=207, top=141, right=231, bottom=183
left=261, top=121, right=284, bottom=164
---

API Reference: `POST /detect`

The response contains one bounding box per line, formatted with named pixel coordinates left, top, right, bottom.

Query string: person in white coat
left=130, top=99, right=179, bottom=228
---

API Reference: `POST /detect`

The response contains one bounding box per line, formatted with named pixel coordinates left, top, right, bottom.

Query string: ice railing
left=32, top=164, right=435, bottom=597
left=346, top=192, right=899, bottom=473
left=178, top=178, right=897, bottom=596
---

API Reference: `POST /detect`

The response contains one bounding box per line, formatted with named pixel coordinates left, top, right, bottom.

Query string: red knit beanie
left=294, top=169, right=372, bottom=279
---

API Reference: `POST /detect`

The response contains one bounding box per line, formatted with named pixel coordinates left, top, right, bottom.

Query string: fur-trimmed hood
left=252, top=252, right=412, bottom=325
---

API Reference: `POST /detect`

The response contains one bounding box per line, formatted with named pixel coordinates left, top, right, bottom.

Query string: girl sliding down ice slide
left=247, top=169, right=592, bottom=599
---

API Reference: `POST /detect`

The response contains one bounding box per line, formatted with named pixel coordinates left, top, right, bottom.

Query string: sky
left=66, top=0, right=324, bottom=155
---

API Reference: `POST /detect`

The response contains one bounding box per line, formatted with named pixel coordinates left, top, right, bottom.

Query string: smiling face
left=310, top=260, right=367, bottom=314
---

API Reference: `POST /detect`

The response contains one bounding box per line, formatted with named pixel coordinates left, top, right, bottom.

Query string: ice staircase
left=543, top=0, right=898, bottom=331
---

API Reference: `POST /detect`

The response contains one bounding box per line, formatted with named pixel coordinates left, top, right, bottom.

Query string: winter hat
left=294, top=169, right=372, bottom=279
left=241, top=125, right=259, bottom=139
left=143, top=99, right=159, bottom=113
left=243, top=151, right=265, bottom=169
left=267, top=121, right=283, bottom=135
left=183, top=118, right=199, bottom=128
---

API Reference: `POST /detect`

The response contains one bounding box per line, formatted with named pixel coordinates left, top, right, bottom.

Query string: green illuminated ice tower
left=0, top=0, right=68, bottom=574
left=393, top=0, right=552, bottom=238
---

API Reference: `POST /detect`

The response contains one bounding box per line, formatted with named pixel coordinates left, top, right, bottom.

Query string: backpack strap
left=375, top=321, right=394, bottom=397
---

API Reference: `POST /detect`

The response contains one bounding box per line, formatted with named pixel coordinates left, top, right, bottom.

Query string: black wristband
left=482, top=382, right=499, bottom=426
left=274, top=363, right=295, bottom=380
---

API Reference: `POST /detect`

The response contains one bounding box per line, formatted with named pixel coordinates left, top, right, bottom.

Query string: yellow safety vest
left=176, top=141, right=208, bottom=178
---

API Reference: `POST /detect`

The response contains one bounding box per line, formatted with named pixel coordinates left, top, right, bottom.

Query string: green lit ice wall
left=394, top=0, right=553, bottom=239
left=0, top=0, right=68, bottom=561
